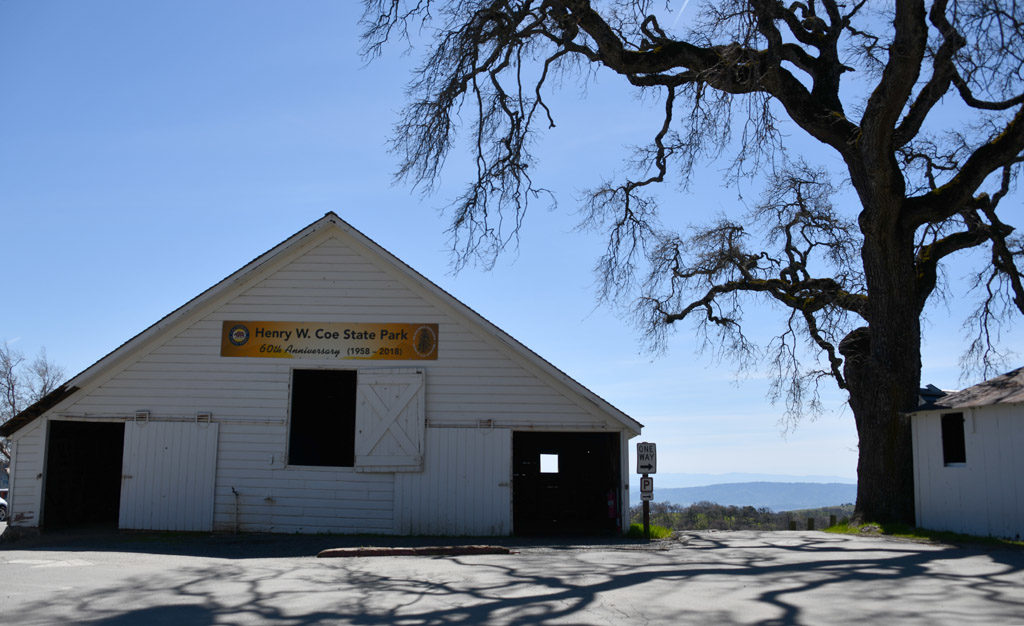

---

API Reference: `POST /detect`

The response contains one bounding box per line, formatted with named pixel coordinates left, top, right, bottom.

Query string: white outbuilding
left=910, top=367, right=1024, bottom=540
left=1, top=213, right=641, bottom=535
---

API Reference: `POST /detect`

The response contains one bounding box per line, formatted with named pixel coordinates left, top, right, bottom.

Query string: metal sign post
left=637, top=442, right=657, bottom=540
left=643, top=496, right=649, bottom=540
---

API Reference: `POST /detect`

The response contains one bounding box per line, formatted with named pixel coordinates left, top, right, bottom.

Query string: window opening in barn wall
left=941, top=412, right=967, bottom=465
left=43, top=420, right=125, bottom=529
left=288, top=369, right=357, bottom=467
left=539, top=453, right=559, bottom=473
left=512, top=432, right=621, bottom=535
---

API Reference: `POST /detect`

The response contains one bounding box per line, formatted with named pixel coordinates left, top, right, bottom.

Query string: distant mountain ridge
left=629, top=481, right=857, bottom=512
left=630, top=472, right=856, bottom=489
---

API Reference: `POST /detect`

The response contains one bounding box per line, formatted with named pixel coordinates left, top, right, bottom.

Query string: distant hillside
left=629, top=481, right=857, bottom=512
left=631, top=472, right=855, bottom=488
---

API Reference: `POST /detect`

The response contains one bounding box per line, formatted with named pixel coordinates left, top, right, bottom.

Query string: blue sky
left=2, top=2, right=1019, bottom=483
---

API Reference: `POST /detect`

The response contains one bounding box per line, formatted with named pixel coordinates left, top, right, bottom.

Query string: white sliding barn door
left=395, top=428, right=512, bottom=535
left=119, top=421, right=219, bottom=531
left=355, top=370, right=425, bottom=472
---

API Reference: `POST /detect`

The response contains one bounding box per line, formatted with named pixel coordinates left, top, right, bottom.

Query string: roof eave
left=4, top=211, right=642, bottom=437
left=0, top=384, right=80, bottom=437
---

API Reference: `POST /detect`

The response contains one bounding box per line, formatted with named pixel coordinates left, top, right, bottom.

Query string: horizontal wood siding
left=8, top=420, right=45, bottom=526
left=913, top=407, right=1024, bottom=540
left=395, top=428, right=512, bottom=535
left=41, top=233, right=626, bottom=535
left=214, top=419, right=395, bottom=533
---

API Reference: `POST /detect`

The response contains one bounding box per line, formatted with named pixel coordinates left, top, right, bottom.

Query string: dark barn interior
left=512, top=431, right=621, bottom=535
left=43, top=420, right=125, bottom=529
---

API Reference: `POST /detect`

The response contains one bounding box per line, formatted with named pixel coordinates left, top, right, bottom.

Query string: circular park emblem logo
left=412, top=325, right=437, bottom=357
left=228, top=324, right=250, bottom=347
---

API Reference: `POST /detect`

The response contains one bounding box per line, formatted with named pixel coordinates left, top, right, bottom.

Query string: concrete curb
left=317, top=545, right=513, bottom=558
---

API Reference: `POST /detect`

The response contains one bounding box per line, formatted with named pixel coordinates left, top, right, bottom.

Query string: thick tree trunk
left=840, top=205, right=920, bottom=525
left=843, top=337, right=917, bottom=524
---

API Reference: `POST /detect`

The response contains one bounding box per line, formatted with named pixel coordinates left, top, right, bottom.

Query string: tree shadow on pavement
left=5, top=531, right=1024, bottom=624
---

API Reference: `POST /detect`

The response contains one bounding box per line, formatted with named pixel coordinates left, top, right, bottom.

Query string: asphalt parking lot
left=2, top=528, right=1023, bottom=624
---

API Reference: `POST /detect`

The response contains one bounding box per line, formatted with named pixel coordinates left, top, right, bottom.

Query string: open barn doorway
left=43, top=421, right=125, bottom=530
left=512, top=431, right=621, bottom=535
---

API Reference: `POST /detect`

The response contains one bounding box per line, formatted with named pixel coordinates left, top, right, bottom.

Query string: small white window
left=540, top=453, right=559, bottom=474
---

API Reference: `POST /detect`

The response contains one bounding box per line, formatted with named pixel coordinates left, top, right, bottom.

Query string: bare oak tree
left=1, top=343, right=66, bottom=465
left=362, top=0, right=1024, bottom=523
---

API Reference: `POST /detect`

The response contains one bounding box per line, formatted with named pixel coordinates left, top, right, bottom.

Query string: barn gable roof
left=1, top=212, right=641, bottom=437
left=915, top=366, right=1024, bottom=412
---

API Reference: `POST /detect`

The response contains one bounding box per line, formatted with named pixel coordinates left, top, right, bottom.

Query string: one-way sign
left=636, top=442, right=657, bottom=474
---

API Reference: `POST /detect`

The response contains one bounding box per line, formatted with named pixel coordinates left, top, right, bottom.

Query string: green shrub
left=626, top=523, right=673, bottom=539
left=631, top=501, right=855, bottom=531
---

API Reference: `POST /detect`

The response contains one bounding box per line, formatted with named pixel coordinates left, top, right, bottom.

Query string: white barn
left=910, top=367, right=1024, bottom=540
left=1, top=213, right=641, bottom=535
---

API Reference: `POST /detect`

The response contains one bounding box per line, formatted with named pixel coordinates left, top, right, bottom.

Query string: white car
left=0, top=495, right=7, bottom=522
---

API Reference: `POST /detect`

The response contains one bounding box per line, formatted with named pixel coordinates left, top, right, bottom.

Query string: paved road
left=2, top=529, right=1023, bottom=624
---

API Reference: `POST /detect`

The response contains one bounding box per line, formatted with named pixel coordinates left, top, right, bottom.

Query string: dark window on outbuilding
left=288, top=369, right=356, bottom=467
left=941, top=412, right=966, bottom=465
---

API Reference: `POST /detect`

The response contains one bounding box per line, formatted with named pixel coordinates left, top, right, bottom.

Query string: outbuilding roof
left=1, top=212, right=642, bottom=437
left=918, top=366, right=1024, bottom=411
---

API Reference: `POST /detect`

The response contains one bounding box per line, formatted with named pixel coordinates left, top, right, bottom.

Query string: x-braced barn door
left=355, top=369, right=425, bottom=472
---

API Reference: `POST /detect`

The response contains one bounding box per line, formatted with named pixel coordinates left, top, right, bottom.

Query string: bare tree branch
left=1, top=343, right=66, bottom=465
left=365, top=0, right=1024, bottom=523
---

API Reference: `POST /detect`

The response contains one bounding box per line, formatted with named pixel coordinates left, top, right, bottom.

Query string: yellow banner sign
left=220, top=321, right=438, bottom=360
